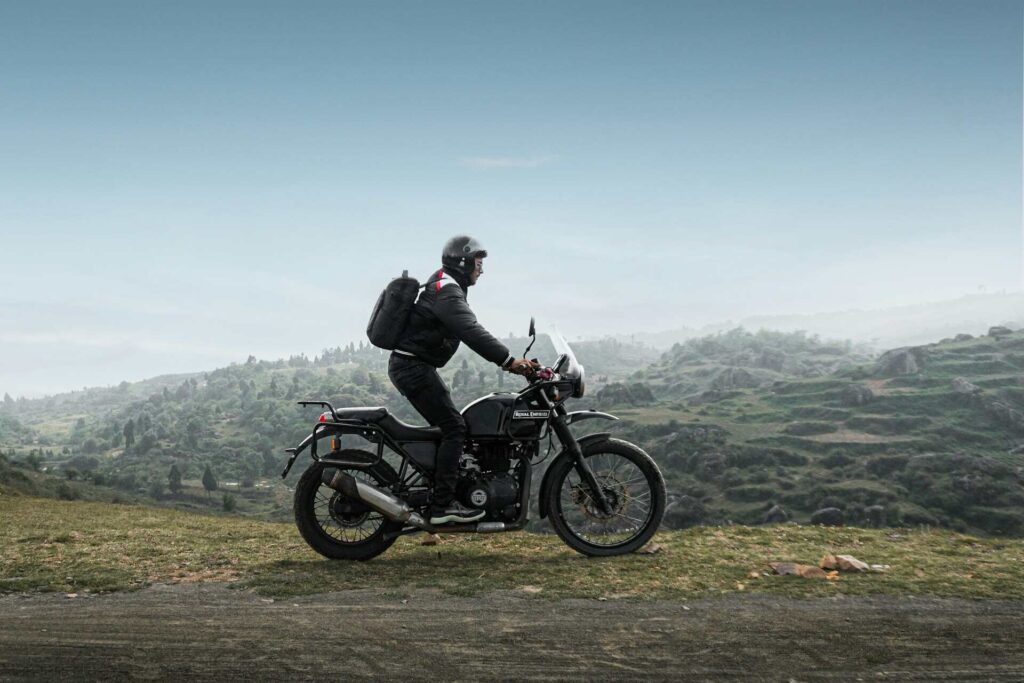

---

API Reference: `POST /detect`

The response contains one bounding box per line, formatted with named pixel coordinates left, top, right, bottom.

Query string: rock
left=768, top=562, right=828, bottom=579
left=420, top=533, right=443, bottom=546
left=759, top=504, right=789, bottom=524
left=866, top=505, right=887, bottom=528
left=710, top=367, right=760, bottom=391
left=596, top=382, right=654, bottom=407
left=954, top=333, right=974, bottom=342
left=820, top=554, right=869, bottom=572
left=985, top=401, right=1024, bottom=432
left=637, top=542, right=662, bottom=554
left=810, top=507, right=844, bottom=526
left=988, top=326, right=1014, bottom=337
left=873, top=347, right=926, bottom=377
left=839, top=384, right=874, bottom=407
left=952, top=377, right=982, bottom=395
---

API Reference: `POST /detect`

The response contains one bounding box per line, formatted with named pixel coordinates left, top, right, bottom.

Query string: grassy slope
left=2, top=497, right=1023, bottom=600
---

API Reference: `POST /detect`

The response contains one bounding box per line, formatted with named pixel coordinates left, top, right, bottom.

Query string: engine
left=457, top=442, right=523, bottom=521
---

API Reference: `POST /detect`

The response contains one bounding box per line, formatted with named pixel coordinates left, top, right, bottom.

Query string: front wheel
left=545, top=438, right=666, bottom=557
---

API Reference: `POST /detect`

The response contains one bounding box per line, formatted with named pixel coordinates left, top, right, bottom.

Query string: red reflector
left=319, top=414, right=326, bottom=423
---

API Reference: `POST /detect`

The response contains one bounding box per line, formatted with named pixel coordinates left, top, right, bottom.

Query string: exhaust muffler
left=322, top=469, right=430, bottom=530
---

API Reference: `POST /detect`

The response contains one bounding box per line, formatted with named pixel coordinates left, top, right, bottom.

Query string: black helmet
left=441, top=235, right=488, bottom=275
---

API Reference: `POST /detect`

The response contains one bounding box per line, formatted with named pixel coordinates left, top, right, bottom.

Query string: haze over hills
left=622, top=291, right=1024, bottom=350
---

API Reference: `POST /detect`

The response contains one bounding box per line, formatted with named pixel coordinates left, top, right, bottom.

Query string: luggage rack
left=281, top=400, right=400, bottom=477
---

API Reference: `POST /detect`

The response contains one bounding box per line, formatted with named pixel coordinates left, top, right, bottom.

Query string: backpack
left=366, top=270, right=426, bottom=350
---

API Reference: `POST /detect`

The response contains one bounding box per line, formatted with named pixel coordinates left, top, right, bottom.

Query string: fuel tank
left=461, top=392, right=548, bottom=441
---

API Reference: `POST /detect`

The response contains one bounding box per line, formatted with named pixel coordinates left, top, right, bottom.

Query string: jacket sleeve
left=434, top=286, right=513, bottom=367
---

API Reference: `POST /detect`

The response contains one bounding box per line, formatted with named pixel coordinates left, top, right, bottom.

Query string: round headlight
left=573, top=366, right=586, bottom=398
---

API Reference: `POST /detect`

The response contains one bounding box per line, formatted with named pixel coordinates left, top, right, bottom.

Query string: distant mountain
left=624, top=292, right=1024, bottom=350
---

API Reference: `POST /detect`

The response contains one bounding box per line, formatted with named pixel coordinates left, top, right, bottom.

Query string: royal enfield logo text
left=513, top=410, right=550, bottom=420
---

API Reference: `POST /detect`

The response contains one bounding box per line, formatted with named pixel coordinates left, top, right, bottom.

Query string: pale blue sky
left=1, top=1, right=1021, bottom=395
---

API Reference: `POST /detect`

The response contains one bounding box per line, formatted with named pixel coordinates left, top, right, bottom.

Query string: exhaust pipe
left=322, top=470, right=430, bottom=530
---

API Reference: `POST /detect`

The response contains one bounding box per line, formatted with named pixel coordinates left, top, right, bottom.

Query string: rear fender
left=537, top=432, right=612, bottom=519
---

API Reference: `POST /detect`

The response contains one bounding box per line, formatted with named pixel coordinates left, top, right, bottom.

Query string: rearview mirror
left=523, top=317, right=537, bottom=357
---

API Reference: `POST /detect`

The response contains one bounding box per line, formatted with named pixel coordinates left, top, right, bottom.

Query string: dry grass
left=2, top=496, right=1023, bottom=600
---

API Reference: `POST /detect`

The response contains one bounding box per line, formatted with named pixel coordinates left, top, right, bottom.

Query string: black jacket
left=396, top=269, right=513, bottom=369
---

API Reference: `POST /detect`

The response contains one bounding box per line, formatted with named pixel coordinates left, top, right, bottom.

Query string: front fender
left=565, top=410, right=619, bottom=426
left=537, top=432, right=612, bottom=519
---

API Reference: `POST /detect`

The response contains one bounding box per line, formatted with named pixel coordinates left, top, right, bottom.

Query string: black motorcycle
left=281, top=321, right=666, bottom=559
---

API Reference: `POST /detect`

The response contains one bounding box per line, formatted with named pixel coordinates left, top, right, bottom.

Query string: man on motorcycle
left=388, top=235, right=535, bottom=525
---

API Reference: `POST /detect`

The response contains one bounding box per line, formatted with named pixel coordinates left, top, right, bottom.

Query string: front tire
left=545, top=438, right=666, bottom=557
left=293, top=452, right=403, bottom=561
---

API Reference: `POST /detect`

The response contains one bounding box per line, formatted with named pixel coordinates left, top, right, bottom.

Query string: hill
left=601, top=327, right=1024, bottom=535
left=4, top=327, right=1023, bottom=536
left=0, top=335, right=653, bottom=518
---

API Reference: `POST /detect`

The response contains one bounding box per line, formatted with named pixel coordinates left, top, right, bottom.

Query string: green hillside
left=604, top=328, right=1024, bottom=535
left=3, top=327, right=1022, bottom=536
left=0, top=336, right=652, bottom=519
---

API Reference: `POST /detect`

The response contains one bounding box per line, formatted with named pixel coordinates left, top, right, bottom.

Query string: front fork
left=545, top=398, right=614, bottom=515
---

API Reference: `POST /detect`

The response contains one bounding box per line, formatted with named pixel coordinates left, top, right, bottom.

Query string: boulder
left=985, top=401, right=1024, bottom=432
left=865, top=505, right=887, bottom=528
left=951, top=377, right=982, bottom=395
left=988, top=326, right=1014, bottom=337
left=873, top=347, right=926, bottom=377
left=759, top=504, right=789, bottom=524
left=810, top=507, right=844, bottom=526
left=710, top=367, right=760, bottom=391
left=840, top=384, right=874, bottom=407
left=820, top=554, right=870, bottom=572
left=954, top=333, right=974, bottom=342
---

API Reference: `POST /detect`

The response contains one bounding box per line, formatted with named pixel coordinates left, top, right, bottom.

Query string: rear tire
left=545, top=438, right=666, bottom=557
left=293, top=452, right=403, bottom=561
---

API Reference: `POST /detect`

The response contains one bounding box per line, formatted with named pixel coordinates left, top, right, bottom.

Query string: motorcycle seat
left=333, top=407, right=442, bottom=441
left=333, top=407, right=389, bottom=422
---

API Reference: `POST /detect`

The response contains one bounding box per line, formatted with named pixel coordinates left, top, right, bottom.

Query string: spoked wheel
left=545, top=438, right=666, bottom=557
left=293, top=451, right=402, bottom=561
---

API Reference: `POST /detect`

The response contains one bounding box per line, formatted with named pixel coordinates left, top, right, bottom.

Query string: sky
left=1, top=0, right=1021, bottom=396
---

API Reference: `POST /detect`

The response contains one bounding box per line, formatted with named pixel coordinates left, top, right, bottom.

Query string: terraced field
left=606, top=329, right=1024, bottom=535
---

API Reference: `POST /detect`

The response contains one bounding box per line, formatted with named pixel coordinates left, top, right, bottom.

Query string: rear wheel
left=545, top=438, right=666, bottom=557
left=293, top=451, right=403, bottom=561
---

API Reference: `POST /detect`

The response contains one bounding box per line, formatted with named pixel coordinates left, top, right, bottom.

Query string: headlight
left=573, top=366, right=586, bottom=398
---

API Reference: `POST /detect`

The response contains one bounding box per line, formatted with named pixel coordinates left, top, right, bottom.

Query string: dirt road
left=1, top=584, right=1022, bottom=681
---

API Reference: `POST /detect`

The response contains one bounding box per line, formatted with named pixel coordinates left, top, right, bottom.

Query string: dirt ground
left=1, top=584, right=1022, bottom=681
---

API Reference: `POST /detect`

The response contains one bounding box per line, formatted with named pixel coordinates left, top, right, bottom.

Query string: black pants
left=388, top=353, right=465, bottom=511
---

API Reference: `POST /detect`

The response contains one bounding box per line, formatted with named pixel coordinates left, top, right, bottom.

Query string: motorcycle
left=281, top=320, right=666, bottom=559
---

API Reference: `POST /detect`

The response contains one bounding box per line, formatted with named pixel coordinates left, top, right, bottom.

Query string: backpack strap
left=435, top=269, right=459, bottom=292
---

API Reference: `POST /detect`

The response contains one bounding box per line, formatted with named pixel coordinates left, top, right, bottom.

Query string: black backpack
left=366, top=270, right=426, bottom=350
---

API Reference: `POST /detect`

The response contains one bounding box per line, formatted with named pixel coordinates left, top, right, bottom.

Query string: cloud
left=459, top=155, right=557, bottom=170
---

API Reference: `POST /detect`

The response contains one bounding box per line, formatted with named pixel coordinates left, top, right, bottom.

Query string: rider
left=389, top=235, right=535, bottom=525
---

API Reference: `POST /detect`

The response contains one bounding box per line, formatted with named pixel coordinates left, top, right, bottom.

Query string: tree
left=148, top=478, right=164, bottom=500
left=478, top=369, right=488, bottom=386
left=168, top=464, right=183, bottom=494
left=3, top=392, right=13, bottom=407
left=222, top=493, right=237, bottom=512
left=123, top=419, right=135, bottom=450
left=202, top=464, right=218, bottom=498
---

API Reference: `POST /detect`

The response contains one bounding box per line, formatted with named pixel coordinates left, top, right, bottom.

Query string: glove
left=506, top=358, right=537, bottom=376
